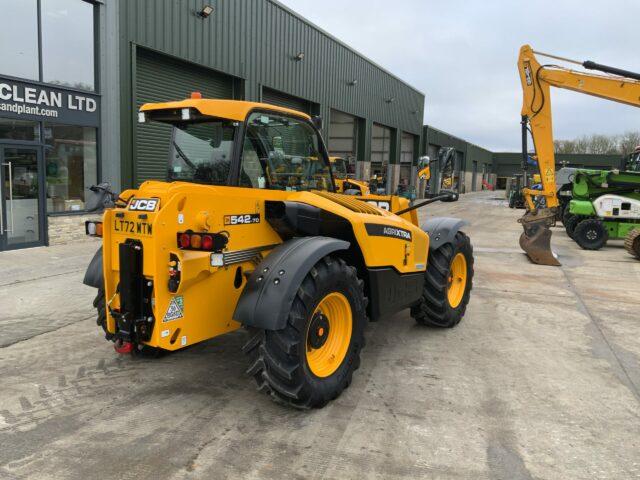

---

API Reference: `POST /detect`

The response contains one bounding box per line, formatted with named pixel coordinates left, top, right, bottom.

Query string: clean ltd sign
left=0, top=76, right=99, bottom=127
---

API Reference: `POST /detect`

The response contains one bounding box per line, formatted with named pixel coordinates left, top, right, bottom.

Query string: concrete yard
left=1, top=191, right=639, bottom=480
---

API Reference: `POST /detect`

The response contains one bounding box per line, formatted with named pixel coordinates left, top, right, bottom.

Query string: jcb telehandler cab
left=329, top=156, right=371, bottom=195
left=83, top=96, right=474, bottom=409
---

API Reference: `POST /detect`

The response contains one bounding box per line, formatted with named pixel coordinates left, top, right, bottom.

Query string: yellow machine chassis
left=101, top=183, right=428, bottom=351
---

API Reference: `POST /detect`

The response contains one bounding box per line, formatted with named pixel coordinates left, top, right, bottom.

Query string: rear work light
left=85, top=221, right=103, bottom=237
left=177, top=231, right=228, bottom=252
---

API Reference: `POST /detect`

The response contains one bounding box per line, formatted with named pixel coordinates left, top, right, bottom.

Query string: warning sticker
left=163, top=296, right=184, bottom=322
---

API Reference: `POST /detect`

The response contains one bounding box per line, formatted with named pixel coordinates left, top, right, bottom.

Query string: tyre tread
left=411, top=232, right=474, bottom=328
left=242, top=255, right=367, bottom=409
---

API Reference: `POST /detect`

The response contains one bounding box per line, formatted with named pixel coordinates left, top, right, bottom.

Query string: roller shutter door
left=400, top=132, right=415, bottom=187
left=135, top=49, right=234, bottom=185
left=262, top=87, right=312, bottom=114
left=328, top=109, right=358, bottom=175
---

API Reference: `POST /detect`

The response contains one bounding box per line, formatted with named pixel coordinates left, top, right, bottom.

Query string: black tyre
left=624, top=229, right=640, bottom=259
left=93, top=286, right=109, bottom=337
left=411, top=232, right=474, bottom=328
left=564, top=214, right=583, bottom=239
left=243, top=256, right=367, bottom=409
left=558, top=201, right=569, bottom=223
left=574, top=218, right=608, bottom=250
left=562, top=204, right=573, bottom=223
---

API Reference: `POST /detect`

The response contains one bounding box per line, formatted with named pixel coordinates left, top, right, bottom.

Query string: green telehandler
left=564, top=167, right=640, bottom=257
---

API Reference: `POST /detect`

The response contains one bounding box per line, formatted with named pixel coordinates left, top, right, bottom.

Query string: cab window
left=239, top=112, right=332, bottom=191
left=168, top=120, right=235, bottom=185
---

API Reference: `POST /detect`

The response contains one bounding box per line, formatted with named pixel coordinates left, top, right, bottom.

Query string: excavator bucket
left=518, top=209, right=561, bottom=266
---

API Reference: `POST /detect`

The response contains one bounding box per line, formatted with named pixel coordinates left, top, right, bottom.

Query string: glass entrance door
left=1, top=146, right=45, bottom=251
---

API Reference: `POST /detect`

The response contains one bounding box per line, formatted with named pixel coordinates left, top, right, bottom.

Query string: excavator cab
left=627, top=147, right=640, bottom=172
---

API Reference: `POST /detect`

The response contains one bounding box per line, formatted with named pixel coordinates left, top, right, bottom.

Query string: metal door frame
left=472, top=160, right=478, bottom=192
left=0, top=144, right=47, bottom=252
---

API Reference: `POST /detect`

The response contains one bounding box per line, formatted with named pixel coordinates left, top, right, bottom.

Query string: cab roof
left=139, top=98, right=311, bottom=122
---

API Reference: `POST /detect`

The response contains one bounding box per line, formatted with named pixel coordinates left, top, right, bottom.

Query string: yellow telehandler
left=83, top=96, right=474, bottom=409
left=329, top=156, right=371, bottom=195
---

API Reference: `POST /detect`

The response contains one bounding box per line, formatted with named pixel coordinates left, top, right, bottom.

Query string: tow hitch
left=114, top=339, right=134, bottom=354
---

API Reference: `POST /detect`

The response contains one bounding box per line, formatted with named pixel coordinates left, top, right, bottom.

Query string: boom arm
left=517, top=44, right=640, bottom=210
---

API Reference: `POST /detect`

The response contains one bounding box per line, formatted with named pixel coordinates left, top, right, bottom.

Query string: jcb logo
left=129, top=198, right=159, bottom=211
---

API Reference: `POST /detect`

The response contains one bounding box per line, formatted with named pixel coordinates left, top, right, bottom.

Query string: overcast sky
left=280, top=0, right=640, bottom=151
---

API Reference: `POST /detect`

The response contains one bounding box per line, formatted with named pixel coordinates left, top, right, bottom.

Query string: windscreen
left=332, top=158, right=348, bottom=179
left=168, top=120, right=236, bottom=185
left=240, top=112, right=332, bottom=191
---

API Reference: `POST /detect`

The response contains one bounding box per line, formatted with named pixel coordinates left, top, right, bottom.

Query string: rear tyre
left=411, top=232, right=474, bottom=328
left=243, top=256, right=367, bottom=409
left=574, top=218, right=608, bottom=250
left=564, top=214, right=583, bottom=239
left=93, top=286, right=109, bottom=338
left=558, top=201, right=570, bottom=223
left=625, top=229, right=640, bottom=259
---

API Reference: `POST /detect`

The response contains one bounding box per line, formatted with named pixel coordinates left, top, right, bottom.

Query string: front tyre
left=411, top=232, right=474, bottom=328
left=574, top=218, right=608, bottom=250
left=243, top=256, right=367, bottom=409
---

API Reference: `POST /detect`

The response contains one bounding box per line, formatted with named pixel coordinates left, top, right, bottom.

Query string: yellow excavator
left=517, top=44, right=640, bottom=265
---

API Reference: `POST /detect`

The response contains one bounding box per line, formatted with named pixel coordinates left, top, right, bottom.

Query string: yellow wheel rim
left=306, top=292, right=352, bottom=378
left=447, top=253, right=467, bottom=308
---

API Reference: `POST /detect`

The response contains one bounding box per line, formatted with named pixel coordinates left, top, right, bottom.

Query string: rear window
left=168, top=120, right=236, bottom=185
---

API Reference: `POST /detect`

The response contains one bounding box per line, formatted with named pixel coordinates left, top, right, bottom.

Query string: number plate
left=113, top=219, right=153, bottom=236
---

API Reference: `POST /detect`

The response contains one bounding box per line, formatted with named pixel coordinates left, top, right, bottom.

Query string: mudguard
left=422, top=217, right=468, bottom=250
left=234, top=236, right=349, bottom=330
left=83, top=247, right=103, bottom=288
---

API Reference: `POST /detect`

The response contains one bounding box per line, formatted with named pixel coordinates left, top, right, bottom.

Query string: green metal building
left=0, top=0, right=425, bottom=250
left=422, top=125, right=494, bottom=193
left=113, top=0, right=425, bottom=191
left=422, top=126, right=626, bottom=193
left=492, top=152, right=625, bottom=188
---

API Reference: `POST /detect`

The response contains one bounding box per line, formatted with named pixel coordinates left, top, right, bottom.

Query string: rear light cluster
left=176, top=231, right=228, bottom=252
left=85, top=221, right=103, bottom=237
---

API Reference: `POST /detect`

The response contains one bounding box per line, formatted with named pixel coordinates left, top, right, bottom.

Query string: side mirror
left=439, top=189, right=459, bottom=202
left=311, top=116, right=323, bottom=130
left=86, top=183, right=116, bottom=213
left=209, top=124, right=224, bottom=148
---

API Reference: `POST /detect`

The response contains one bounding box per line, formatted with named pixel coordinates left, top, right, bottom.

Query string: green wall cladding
left=118, top=0, right=425, bottom=186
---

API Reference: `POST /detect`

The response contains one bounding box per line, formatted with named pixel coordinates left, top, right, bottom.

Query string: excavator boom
left=517, top=44, right=640, bottom=265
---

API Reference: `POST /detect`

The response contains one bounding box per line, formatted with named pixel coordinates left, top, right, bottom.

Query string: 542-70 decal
left=224, top=213, right=260, bottom=225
